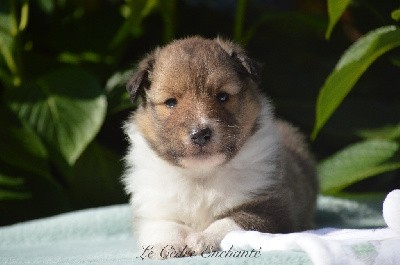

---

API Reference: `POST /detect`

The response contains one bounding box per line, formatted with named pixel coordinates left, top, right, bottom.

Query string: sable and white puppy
left=123, top=36, right=318, bottom=258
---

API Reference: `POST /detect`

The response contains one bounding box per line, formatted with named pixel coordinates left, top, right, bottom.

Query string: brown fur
left=219, top=120, right=318, bottom=233
left=129, top=37, right=262, bottom=166
left=126, top=36, right=318, bottom=237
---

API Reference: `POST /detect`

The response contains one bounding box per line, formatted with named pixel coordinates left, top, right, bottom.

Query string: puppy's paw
left=185, top=232, right=220, bottom=254
left=136, top=221, right=195, bottom=259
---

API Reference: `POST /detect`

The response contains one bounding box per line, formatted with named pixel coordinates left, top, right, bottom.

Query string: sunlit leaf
left=392, top=8, right=400, bottom=21
left=312, top=26, right=400, bottom=139
left=318, top=140, right=400, bottom=194
left=18, top=0, right=29, bottom=31
left=326, top=0, right=351, bottom=39
left=7, top=67, right=107, bottom=165
left=357, top=124, right=400, bottom=141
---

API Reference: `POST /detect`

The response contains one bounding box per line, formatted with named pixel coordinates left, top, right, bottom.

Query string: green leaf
left=58, top=51, right=114, bottom=65
left=0, top=190, right=30, bottom=201
left=36, top=0, right=56, bottom=14
left=0, top=1, right=14, bottom=35
left=312, top=26, right=400, bottom=139
left=111, top=0, right=159, bottom=47
left=0, top=0, right=26, bottom=86
left=0, top=173, right=30, bottom=201
left=106, top=69, right=135, bottom=114
left=0, top=106, right=50, bottom=178
left=0, top=174, right=23, bottom=187
left=18, top=0, right=29, bottom=31
left=7, top=67, right=107, bottom=165
left=357, top=124, right=400, bottom=141
left=326, top=0, right=351, bottom=39
left=318, top=140, right=400, bottom=194
left=392, top=8, right=400, bottom=21
left=0, top=2, right=18, bottom=78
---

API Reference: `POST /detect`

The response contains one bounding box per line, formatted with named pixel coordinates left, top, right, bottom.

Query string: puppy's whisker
left=213, top=120, right=240, bottom=128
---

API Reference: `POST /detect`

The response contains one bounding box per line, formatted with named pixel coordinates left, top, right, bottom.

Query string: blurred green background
left=0, top=0, right=399, bottom=226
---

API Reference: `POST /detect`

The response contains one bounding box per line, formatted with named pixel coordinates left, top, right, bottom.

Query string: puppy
left=123, top=36, right=318, bottom=258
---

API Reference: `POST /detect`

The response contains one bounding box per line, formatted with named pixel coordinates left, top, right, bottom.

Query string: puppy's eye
left=164, top=98, right=177, bottom=108
left=216, top=92, right=229, bottom=103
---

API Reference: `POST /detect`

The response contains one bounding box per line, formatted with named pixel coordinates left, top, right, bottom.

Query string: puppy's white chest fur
left=123, top=101, right=280, bottom=231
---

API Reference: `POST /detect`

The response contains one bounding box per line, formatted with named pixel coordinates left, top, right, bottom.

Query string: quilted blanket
left=0, top=193, right=396, bottom=265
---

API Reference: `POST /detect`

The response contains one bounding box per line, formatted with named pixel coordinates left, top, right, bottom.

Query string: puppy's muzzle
left=190, top=127, right=212, bottom=147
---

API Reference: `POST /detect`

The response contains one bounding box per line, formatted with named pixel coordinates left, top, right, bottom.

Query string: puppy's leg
left=186, top=197, right=295, bottom=254
left=227, top=197, right=295, bottom=233
left=185, top=218, right=242, bottom=253
left=136, top=219, right=193, bottom=259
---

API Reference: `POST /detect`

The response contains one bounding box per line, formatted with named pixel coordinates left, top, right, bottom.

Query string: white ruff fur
left=123, top=99, right=282, bottom=250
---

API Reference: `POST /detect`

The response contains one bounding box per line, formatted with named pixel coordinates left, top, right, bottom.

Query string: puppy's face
left=127, top=37, right=262, bottom=170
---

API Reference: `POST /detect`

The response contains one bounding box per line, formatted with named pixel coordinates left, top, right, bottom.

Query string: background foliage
left=0, top=0, right=399, bottom=226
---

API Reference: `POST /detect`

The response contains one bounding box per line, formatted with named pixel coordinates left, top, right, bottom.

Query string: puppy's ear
left=126, top=50, right=158, bottom=102
left=215, top=38, right=261, bottom=83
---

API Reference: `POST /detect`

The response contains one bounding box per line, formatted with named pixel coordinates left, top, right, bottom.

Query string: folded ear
left=215, top=37, right=261, bottom=83
left=126, top=49, right=158, bottom=102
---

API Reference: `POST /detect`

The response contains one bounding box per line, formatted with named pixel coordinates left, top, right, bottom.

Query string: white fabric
left=221, top=190, right=400, bottom=265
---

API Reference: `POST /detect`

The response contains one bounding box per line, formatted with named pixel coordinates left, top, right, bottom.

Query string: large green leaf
left=7, top=67, right=107, bottom=165
left=325, top=0, right=351, bottom=39
left=0, top=106, right=49, bottom=178
left=312, top=26, right=400, bottom=139
left=318, top=140, right=400, bottom=194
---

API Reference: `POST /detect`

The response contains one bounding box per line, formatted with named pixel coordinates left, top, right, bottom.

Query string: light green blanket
left=0, top=196, right=386, bottom=264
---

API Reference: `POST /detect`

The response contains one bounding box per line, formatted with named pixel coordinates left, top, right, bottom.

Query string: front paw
left=185, top=232, right=220, bottom=254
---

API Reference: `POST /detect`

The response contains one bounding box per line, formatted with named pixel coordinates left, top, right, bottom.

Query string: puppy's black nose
left=190, top=127, right=212, bottom=146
